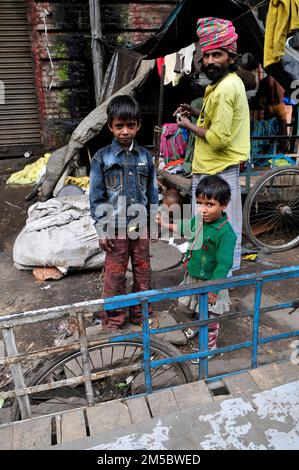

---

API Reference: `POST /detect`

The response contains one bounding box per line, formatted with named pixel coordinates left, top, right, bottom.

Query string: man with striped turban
left=175, top=17, right=250, bottom=272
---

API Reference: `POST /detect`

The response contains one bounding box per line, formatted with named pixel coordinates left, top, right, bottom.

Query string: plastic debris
left=242, top=254, right=258, bottom=261
left=64, top=176, right=89, bottom=190
left=116, top=382, right=128, bottom=390
left=33, top=267, right=64, bottom=282
left=24, top=151, right=32, bottom=158
left=7, top=153, right=51, bottom=185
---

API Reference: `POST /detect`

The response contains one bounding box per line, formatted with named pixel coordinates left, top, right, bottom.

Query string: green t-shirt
left=178, top=213, right=237, bottom=281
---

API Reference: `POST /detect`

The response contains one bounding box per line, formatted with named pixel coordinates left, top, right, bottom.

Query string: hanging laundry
left=156, top=57, right=165, bottom=78
left=160, top=123, right=187, bottom=162
left=164, top=53, right=182, bottom=86
left=177, top=43, right=196, bottom=75
left=264, top=0, right=299, bottom=68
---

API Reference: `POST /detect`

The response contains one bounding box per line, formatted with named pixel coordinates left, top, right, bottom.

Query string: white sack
left=13, top=195, right=105, bottom=270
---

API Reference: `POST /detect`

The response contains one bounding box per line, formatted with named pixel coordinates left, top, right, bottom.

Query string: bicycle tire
left=243, top=165, right=299, bottom=252
left=12, top=338, right=193, bottom=421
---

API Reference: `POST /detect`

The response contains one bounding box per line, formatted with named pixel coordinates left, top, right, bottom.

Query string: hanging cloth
left=164, top=53, right=182, bottom=86
left=177, top=43, right=196, bottom=75
left=264, top=0, right=299, bottom=68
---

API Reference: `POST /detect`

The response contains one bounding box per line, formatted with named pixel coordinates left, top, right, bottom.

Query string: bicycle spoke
left=14, top=341, right=191, bottom=420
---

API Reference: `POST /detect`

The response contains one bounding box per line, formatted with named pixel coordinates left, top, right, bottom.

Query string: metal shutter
left=0, top=0, right=42, bottom=158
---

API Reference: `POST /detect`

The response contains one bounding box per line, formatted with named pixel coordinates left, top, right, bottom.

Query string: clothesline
left=233, top=0, right=270, bottom=24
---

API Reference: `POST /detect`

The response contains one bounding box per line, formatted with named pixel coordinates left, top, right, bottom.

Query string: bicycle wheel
left=12, top=338, right=193, bottom=421
left=243, top=165, right=299, bottom=251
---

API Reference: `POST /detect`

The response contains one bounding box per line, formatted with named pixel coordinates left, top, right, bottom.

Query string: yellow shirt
left=192, top=72, right=250, bottom=175
left=264, top=0, right=299, bottom=68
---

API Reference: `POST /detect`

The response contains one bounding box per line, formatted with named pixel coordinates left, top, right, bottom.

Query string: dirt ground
left=1, top=157, right=299, bottom=419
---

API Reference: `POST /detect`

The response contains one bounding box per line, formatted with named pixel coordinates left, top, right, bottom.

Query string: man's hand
left=208, top=292, right=218, bottom=306
left=99, top=237, right=114, bottom=252
left=176, top=114, right=192, bottom=130
left=173, top=103, right=192, bottom=118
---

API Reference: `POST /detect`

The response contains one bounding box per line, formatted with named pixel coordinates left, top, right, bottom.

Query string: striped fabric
left=196, top=17, right=238, bottom=53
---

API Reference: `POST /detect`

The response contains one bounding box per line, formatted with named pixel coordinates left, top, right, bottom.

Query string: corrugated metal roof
left=0, top=0, right=42, bottom=156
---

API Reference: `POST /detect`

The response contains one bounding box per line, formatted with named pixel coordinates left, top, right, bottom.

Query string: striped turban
left=196, top=17, right=238, bottom=54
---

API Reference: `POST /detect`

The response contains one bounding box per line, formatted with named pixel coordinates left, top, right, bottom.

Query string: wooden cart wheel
left=243, top=165, right=299, bottom=252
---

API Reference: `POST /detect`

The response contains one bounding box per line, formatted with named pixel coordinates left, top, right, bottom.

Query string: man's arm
left=204, top=93, right=234, bottom=150
left=177, top=115, right=207, bottom=139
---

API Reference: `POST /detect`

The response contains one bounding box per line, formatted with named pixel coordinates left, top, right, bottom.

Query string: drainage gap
left=207, top=380, right=231, bottom=397
left=51, top=416, right=57, bottom=446
left=83, top=409, right=91, bottom=437
left=145, top=395, right=154, bottom=418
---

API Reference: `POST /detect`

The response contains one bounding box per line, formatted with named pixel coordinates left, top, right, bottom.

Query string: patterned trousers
left=100, top=236, right=152, bottom=329
left=207, top=312, right=221, bottom=349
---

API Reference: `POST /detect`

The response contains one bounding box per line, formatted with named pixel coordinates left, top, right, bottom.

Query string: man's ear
left=229, top=53, right=237, bottom=66
left=108, top=123, right=113, bottom=133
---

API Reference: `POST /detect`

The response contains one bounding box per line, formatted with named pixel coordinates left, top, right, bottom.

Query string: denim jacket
left=89, top=139, right=159, bottom=237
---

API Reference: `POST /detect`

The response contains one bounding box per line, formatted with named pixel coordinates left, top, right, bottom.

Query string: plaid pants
left=100, top=236, right=153, bottom=329
left=208, top=312, right=221, bottom=349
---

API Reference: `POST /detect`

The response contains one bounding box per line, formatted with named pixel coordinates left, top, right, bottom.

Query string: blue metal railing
left=1, top=266, right=299, bottom=420
left=101, top=265, right=299, bottom=391
left=241, top=135, right=299, bottom=194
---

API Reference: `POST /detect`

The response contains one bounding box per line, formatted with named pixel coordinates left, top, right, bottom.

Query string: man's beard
left=203, top=64, right=229, bottom=83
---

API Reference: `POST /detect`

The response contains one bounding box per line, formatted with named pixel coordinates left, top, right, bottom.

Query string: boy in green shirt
left=156, top=175, right=236, bottom=358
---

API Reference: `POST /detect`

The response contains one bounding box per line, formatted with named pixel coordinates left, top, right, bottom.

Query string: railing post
left=2, top=327, right=31, bottom=420
left=76, top=312, right=95, bottom=406
left=251, top=280, right=263, bottom=369
left=246, top=152, right=252, bottom=195
left=198, top=293, right=209, bottom=380
left=141, top=299, right=152, bottom=394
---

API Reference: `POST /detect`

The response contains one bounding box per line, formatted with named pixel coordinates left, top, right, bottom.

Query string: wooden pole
left=89, top=0, right=104, bottom=106
left=2, top=328, right=32, bottom=420
left=154, top=64, right=166, bottom=167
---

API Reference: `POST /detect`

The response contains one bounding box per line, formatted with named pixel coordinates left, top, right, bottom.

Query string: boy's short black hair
left=195, top=175, right=231, bottom=206
left=107, top=95, right=141, bottom=125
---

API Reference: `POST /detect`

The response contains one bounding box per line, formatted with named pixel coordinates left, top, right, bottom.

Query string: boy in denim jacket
left=89, top=95, right=159, bottom=330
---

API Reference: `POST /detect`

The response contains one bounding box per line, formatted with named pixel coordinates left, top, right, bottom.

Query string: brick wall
left=27, top=0, right=177, bottom=150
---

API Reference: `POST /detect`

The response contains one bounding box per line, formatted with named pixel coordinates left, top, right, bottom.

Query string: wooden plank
left=2, top=328, right=31, bottom=420
left=126, top=396, right=151, bottom=424
left=61, top=408, right=87, bottom=443
left=12, top=416, right=52, bottom=449
left=276, top=361, right=299, bottom=383
left=86, top=400, right=132, bottom=435
left=223, top=372, right=261, bottom=396
left=172, top=381, right=213, bottom=410
left=251, top=222, right=275, bottom=236
left=157, top=169, right=191, bottom=195
left=147, top=388, right=179, bottom=417
left=0, top=423, right=13, bottom=450
left=249, top=363, right=285, bottom=390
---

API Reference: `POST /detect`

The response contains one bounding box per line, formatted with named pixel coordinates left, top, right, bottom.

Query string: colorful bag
left=160, top=123, right=187, bottom=163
